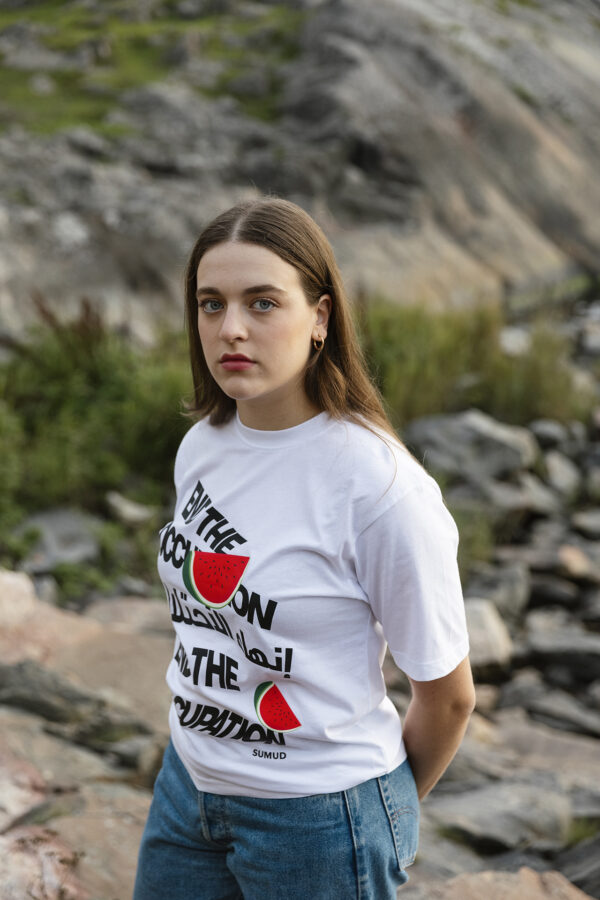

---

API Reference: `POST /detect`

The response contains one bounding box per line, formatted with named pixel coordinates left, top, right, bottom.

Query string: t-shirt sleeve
left=355, top=478, right=470, bottom=681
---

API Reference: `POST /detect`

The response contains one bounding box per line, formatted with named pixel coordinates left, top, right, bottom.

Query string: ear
left=314, top=294, right=332, bottom=334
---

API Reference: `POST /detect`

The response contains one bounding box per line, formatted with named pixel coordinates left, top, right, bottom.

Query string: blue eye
left=199, top=299, right=223, bottom=313
left=253, top=298, right=275, bottom=311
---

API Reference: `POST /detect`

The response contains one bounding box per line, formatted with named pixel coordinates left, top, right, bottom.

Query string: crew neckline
left=233, top=410, right=333, bottom=448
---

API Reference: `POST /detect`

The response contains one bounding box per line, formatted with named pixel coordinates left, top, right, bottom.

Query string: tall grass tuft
left=358, top=296, right=594, bottom=431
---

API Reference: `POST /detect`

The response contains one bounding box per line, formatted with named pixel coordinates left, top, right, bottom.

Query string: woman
left=133, top=197, right=475, bottom=900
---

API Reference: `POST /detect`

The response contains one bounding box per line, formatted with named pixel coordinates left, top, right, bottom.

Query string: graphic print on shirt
left=183, top=550, right=249, bottom=609
left=160, top=478, right=302, bottom=747
left=254, top=682, right=301, bottom=733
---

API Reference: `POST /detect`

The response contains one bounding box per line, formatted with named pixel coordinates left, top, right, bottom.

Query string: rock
left=499, top=325, right=532, bottom=356
left=500, top=671, right=600, bottom=738
left=0, top=745, right=47, bottom=832
left=525, top=690, right=600, bottom=739
left=49, top=780, right=151, bottom=900
left=425, top=777, right=571, bottom=853
left=474, top=684, right=500, bottom=715
left=528, top=574, right=580, bottom=609
left=544, top=451, right=582, bottom=503
left=403, top=409, right=539, bottom=484
left=400, top=866, right=594, bottom=899
left=528, top=419, right=569, bottom=450
left=557, top=543, right=600, bottom=583
left=464, top=561, right=530, bottom=626
left=465, top=598, right=513, bottom=676
left=409, top=810, right=485, bottom=886
left=499, top=667, right=546, bottom=709
left=83, top=595, right=172, bottom=634
left=493, top=708, right=600, bottom=821
left=584, top=466, right=600, bottom=504
left=478, top=472, right=561, bottom=526
left=580, top=589, right=600, bottom=628
left=14, top=508, right=103, bottom=575
left=0, top=706, right=124, bottom=786
left=526, top=609, right=600, bottom=682
left=0, top=569, right=101, bottom=666
left=0, top=659, right=152, bottom=750
left=571, top=508, right=600, bottom=540
left=50, top=626, right=173, bottom=734
left=556, top=835, right=600, bottom=899
left=105, top=490, right=158, bottom=526
left=0, top=826, right=88, bottom=900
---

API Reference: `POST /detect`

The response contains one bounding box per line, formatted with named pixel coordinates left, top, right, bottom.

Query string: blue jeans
left=133, top=740, right=419, bottom=900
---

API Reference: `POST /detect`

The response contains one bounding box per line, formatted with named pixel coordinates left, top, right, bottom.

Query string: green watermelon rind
left=182, top=550, right=248, bottom=610
left=182, top=552, right=204, bottom=604
left=253, top=681, right=301, bottom=733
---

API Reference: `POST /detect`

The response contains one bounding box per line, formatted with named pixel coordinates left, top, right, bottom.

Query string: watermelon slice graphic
left=182, top=550, right=249, bottom=609
left=254, top=681, right=301, bottom=733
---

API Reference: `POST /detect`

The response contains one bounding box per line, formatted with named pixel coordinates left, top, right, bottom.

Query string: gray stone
left=584, top=467, right=600, bottom=504
left=528, top=574, right=579, bottom=609
left=525, top=689, right=600, bottom=739
left=498, top=325, right=532, bottom=356
left=426, top=777, right=571, bottom=853
left=105, top=490, right=157, bottom=526
left=479, top=472, right=561, bottom=522
left=526, top=609, right=600, bottom=682
left=528, top=419, right=569, bottom=450
left=464, top=598, right=513, bottom=676
left=14, top=508, right=103, bottom=575
left=580, top=589, right=600, bottom=628
left=557, top=835, right=600, bottom=899
left=571, top=508, right=600, bottom=540
left=544, top=450, right=582, bottom=503
left=404, top=409, right=540, bottom=484
left=464, top=561, right=530, bottom=626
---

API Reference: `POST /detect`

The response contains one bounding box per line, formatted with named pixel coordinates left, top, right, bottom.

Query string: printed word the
left=182, top=480, right=247, bottom=552
left=174, top=640, right=239, bottom=690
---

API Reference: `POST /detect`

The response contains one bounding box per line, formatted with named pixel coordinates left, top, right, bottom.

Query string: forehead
left=196, top=241, right=302, bottom=291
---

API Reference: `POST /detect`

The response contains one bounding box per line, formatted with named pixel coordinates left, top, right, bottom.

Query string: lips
left=219, top=353, right=255, bottom=371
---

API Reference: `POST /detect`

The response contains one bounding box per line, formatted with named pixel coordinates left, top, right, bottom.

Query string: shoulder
left=326, top=417, right=444, bottom=529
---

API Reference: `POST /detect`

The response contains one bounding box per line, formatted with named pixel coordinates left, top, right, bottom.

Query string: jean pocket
left=377, top=762, right=420, bottom=870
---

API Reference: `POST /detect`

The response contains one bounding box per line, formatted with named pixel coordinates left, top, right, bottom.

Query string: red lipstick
left=220, top=353, right=255, bottom=371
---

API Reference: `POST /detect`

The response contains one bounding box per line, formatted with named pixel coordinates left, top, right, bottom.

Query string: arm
left=402, top=655, right=475, bottom=800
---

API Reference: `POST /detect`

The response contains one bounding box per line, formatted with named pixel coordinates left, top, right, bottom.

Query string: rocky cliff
left=1, top=0, right=599, bottom=342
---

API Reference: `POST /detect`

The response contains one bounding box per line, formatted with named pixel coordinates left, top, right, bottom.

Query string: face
left=195, top=241, right=331, bottom=430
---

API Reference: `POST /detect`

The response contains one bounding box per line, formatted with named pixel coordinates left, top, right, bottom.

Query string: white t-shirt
left=157, top=411, right=469, bottom=798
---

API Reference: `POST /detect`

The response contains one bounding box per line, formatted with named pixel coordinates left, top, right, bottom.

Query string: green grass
left=0, top=1, right=306, bottom=133
left=359, top=297, right=595, bottom=431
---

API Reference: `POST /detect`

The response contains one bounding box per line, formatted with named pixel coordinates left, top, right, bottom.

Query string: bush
left=0, top=297, right=190, bottom=513
left=358, top=297, right=594, bottom=430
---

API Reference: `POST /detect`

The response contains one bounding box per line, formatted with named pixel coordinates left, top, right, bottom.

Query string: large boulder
left=403, top=409, right=539, bottom=483
left=425, top=778, right=571, bottom=853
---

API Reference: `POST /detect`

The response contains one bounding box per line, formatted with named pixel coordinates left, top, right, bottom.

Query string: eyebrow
left=195, top=284, right=287, bottom=298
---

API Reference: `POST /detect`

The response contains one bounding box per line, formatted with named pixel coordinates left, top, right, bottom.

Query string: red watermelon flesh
left=254, top=681, right=301, bottom=732
left=183, top=550, right=249, bottom=609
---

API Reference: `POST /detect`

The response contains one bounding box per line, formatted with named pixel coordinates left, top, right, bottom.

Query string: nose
left=219, top=304, right=248, bottom=343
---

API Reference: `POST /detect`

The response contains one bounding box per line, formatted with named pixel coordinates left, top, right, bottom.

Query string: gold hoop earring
left=312, top=336, right=325, bottom=351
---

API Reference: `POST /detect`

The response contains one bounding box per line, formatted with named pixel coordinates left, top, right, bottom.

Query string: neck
left=236, top=395, right=322, bottom=431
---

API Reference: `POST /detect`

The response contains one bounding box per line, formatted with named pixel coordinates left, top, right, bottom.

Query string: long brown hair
left=183, top=197, right=400, bottom=444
